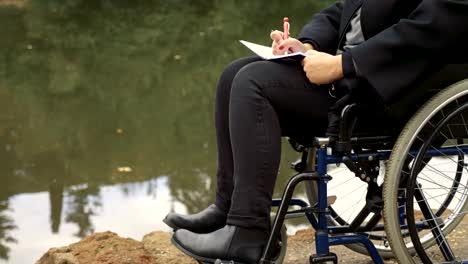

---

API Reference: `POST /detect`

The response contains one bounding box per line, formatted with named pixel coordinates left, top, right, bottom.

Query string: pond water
left=0, top=1, right=334, bottom=263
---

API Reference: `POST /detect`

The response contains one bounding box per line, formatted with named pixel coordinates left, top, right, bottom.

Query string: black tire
left=383, top=79, right=468, bottom=263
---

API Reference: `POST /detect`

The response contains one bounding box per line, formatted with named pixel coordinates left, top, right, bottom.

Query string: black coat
left=298, top=0, right=468, bottom=103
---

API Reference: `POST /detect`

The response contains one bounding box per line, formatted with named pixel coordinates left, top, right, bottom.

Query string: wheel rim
left=383, top=82, right=468, bottom=264
left=405, top=100, right=468, bottom=263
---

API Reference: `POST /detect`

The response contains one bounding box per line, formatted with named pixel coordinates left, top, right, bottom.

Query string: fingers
left=302, top=52, right=342, bottom=85
left=271, top=31, right=287, bottom=55
left=280, top=38, right=300, bottom=49
left=271, top=31, right=308, bottom=54
left=302, top=51, right=315, bottom=64
left=302, top=49, right=318, bottom=64
left=279, top=38, right=307, bottom=54
left=270, top=30, right=283, bottom=43
left=305, top=49, right=317, bottom=56
left=271, top=30, right=284, bottom=55
left=302, top=57, right=308, bottom=68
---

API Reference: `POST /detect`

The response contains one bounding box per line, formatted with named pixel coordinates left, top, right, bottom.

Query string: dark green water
left=0, top=1, right=330, bottom=262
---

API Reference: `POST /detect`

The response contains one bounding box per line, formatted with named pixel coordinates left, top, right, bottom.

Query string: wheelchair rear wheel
left=383, top=79, right=468, bottom=263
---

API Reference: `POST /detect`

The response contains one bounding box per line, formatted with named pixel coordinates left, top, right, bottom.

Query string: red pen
left=283, top=17, right=290, bottom=40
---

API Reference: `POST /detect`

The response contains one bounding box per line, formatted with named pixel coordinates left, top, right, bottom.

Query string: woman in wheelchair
left=164, top=0, right=468, bottom=263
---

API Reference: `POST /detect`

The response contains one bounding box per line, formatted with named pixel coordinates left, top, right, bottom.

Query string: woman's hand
left=270, top=30, right=313, bottom=55
left=302, top=50, right=344, bottom=85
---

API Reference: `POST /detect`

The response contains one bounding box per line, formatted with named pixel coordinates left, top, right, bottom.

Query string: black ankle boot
left=172, top=225, right=268, bottom=264
left=163, top=204, right=227, bottom=233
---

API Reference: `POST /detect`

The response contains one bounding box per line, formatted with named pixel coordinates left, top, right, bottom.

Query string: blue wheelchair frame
left=259, top=136, right=468, bottom=264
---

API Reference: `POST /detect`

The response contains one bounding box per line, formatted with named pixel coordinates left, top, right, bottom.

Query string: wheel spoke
left=414, top=184, right=456, bottom=261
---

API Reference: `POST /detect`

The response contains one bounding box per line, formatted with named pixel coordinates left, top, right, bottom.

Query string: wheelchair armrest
left=334, top=103, right=358, bottom=154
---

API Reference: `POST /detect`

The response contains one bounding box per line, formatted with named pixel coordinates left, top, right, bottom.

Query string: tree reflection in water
left=0, top=200, right=16, bottom=260
left=170, top=169, right=215, bottom=215
left=64, top=184, right=101, bottom=238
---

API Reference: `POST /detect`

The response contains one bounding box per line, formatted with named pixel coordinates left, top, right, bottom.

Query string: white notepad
left=240, top=40, right=306, bottom=61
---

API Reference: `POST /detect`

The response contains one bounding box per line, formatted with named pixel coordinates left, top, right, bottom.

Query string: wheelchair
left=255, top=65, right=468, bottom=264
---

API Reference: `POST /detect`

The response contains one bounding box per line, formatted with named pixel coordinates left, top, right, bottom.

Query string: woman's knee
left=216, top=57, right=262, bottom=100
left=218, top=57, right=262, bottom=88
left=230, top=60, right=289, bottom=98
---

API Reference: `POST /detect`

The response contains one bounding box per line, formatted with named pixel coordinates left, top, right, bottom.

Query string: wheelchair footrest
left=309, top=252, right=338, bottom=264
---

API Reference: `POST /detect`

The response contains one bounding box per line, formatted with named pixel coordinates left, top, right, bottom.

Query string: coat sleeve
left=298, top=2, right=343, bottom=55
left=350, top=0, right=468, bottom=102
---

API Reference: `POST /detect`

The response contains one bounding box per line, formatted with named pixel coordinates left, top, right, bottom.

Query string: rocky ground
left=35, top=229, right=399, bottom=264
left=36, top=218, right=468, bottom=264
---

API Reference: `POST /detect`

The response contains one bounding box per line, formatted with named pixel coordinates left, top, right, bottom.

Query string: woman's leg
left=227, top=60, right=333, bottom=230
left=164, top=56, right=263, bottom=232
left=173, top=60, right=334, bottom=263
left=214, top=56, right=264, bottom=213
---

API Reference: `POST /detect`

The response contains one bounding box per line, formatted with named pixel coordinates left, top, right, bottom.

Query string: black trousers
left=213, top=56, right=335, bottom=230
left=211, top=55, right=468, bottom=231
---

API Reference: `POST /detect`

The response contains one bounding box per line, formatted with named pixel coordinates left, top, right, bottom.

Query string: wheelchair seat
left=266, top=66, right=468, bottom=264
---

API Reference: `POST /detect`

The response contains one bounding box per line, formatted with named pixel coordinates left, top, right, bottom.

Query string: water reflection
left=6, top=177, right=186, bottom=263
left=64, top=184, right=101, bottom=238
left=0, top=200, right=16, bottom=260
left=0, top=0, right=328, bottom=263
left=49, top=177, right=63, bottom=233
